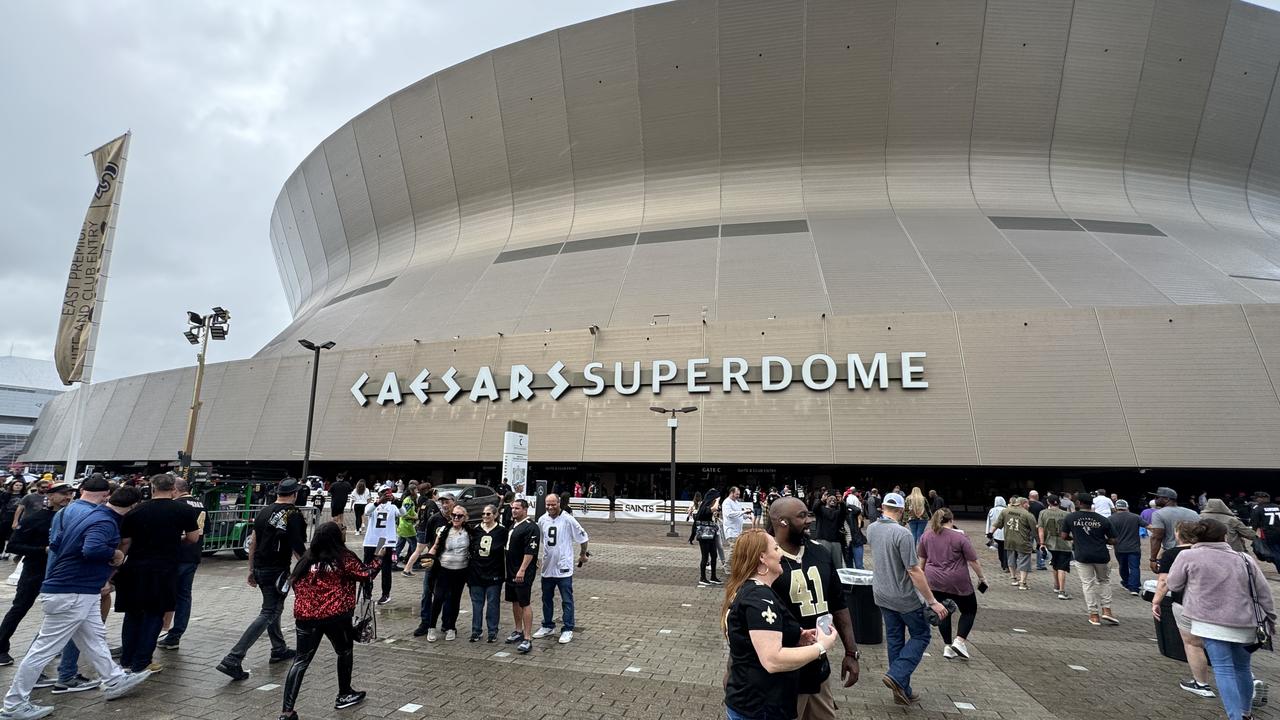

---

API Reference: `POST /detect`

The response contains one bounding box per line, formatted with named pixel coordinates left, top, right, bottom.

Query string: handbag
left=1240, top=552, right=1274, bottom=653
left=352, top=578, right=377, bottom=644
left=695, top=521, right=717, bottom=541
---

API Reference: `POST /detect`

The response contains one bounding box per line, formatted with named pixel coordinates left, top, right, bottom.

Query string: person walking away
left=1148, top=487, right=1198, bottom=577
left=278, top=522, right=378, bottom=719
left=418, top=505, right=472, bottom=641
left=994, top=497, right=1036, bottom=591
left=1027, top=491, right=1047, bottom=570
left=690, top=490, right=722, bottom=586
left=845, top=497, right=867, bottom=570
left=327, top=476, right=353, bottom=532
left=532, top=494, right=589, bottom=645
left=1109, top=500, right=1146, bottom=596
left=410, top=494, right=455, bottom=637
left=767, top=498, right=860, bottom=719
left=1195, top=498, right=1254, bottom=554
left=866, top=492, right=949, bottom=707
left=350, top=481, right=370, bottom=534
left=468, top=504, right=506, bottom=643
left=0, top=475, right=150, bottom=720
left=114, top=474, right=201, bottom=674
left=0, top=484, right=73, bottom=666
left=0, top=480, right=25, bottom=559
left=503, top=499, right=539, bottom=654
left=157, top=478, right=206, bottom=651
left=1150, top=521, right=1216, bottom=700
left=1167, top=518, right=1276, bottom=720
left=722, top=529, right=839, bottom=720
left=1249, top=492, right=1280, bottom=573
left=1092, top=490, right=1114, bottom=518
left=812, top=492, right=848, bottom=571
left=394, top=490, right=417, bottom=570
left=362, top=489, right=399, bottom=605
left=721, top=487, right=752, bottom=564
left=927, top=490, right=945, bottom=514
left=9, top=485, right=44, bottom=538
left=985, top=497, right=1008, bottom=573
left=217, top=478, right=306, bottom=682
left=1061, top=492, right=1119, bottom=627
left=1037, top=494, right=1074, bottom=600
left=904, top=488, right=929, bottom=544
left=917, top=509, right=986, bottom=660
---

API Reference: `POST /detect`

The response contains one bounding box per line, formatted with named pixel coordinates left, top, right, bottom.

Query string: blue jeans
left=540, top=576, right=575, bottom=631
left=418, top=565, right=437, bottom=623
left=57, top=641, right=79, bottom=683
left=166, top=562, right=198, bottom=642
left=908, top=519, right=927, bottom=544
left=1036, top=546, right=1047, bottom=570
left=1115, top=551, right=1141, bottom=593
left=726, top=704, right=790, bottom=720
left=1203, top=638, right=1254, bottom=720
left=881, top=606, right=931, bottom=697
left=120, top=611, right=164, bottom=672
left=469, top=582, right=501, bottom=639
left=846, top=544, right=865, bottom=570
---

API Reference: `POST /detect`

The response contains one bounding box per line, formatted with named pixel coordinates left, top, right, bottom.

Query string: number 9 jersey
left=770, top=539, right=846, bottom=694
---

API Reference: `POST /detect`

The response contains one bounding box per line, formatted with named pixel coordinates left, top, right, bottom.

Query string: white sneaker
left=951, top=637, right=971, bottom=659
left=558, top=630, right=573, bottom=644
left=0, top=702, right=54, bottom=720
left=426, top=628, right=439, bottom=643
left=102, top=669, right=151, bottom=700
left=1057, top=591, right=1072, bottom=600
left=1253, top=679, right=1268, bottom=709
left=532, top=627, right=555, bottom=639
left=445, top=630, right=456, bottom=641
left=942, top=645, right=957, bottom=660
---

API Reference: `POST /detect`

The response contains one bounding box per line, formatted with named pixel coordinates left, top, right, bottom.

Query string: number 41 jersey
left=771, top=539, right=845, bottom=693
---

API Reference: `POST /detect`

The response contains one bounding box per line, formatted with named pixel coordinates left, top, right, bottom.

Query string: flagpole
left=63, top=131, right=131, bottom=482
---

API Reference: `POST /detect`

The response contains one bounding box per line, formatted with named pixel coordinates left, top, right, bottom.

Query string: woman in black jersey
left=722, top=529, right=839, bottom=720
left=692, top=489, right=723, bottom=586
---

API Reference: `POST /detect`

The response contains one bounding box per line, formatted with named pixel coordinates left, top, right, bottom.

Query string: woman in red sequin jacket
left=278, top=521, right=382, bottom=720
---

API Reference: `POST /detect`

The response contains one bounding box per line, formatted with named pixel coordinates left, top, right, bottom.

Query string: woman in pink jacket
left=1167, top=517, right=1276, bottom=720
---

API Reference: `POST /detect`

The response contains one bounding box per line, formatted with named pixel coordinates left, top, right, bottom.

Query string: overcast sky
left=4, top=0, right=1280, bottom=385
left=0, top=0, right=651, bottom=384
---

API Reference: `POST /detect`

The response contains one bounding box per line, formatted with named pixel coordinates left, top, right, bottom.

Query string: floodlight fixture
left=679, top=406, right=698, bottom=413
left=184, top=331, right=199, bottom=345
left=187, top=311, right=203, bottom=326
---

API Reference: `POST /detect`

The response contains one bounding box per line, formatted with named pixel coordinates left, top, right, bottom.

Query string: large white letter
left=722, top=357, right=749, bottom=392
left=687, top=358, right=710, bottom=393
left=848, top=352, right=888, bottom=389
left=583, top=362, right=606, bottom=396
left=376, top=371, right=403, bottom=405
left=509, top=364, right=534, bottom=401
left=761, top=356, right=792, bottom=391
left=614, top=361, right=642, bottom=395
left=802, top=354, right=837, bottom=390
left=652, top=360, right=677, bottom=394
left=901, top=351, right=928, bottom=389
left=469, top=366, right=499, bottom=402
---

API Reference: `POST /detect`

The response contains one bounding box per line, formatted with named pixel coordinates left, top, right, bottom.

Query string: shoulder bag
left=1240, top=552, right=1274, bottom=653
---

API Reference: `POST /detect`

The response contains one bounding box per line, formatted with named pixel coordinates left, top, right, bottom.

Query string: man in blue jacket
left=0, top=475, right=150, bottom=720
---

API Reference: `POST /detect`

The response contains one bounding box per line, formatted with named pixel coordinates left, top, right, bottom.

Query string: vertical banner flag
left=55, top=133, right=130, bottom=385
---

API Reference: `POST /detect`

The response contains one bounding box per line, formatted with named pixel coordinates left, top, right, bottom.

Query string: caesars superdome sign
left=350, top=352, right=927, bottom=406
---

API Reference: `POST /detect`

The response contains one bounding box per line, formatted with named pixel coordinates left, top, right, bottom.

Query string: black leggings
left=353, top=504, right=367, bottom=532
left=698, top=538, right=719, bottom=581
left=282, top=612, right=354, bottom=713
left=933, top=590, right=977, bottom=645
left=429, top=566, right=468, bottom=631
left=363, top=547, right=392, bottom=599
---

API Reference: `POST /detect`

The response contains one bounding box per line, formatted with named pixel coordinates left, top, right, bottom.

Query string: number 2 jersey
left=771, top=539, right=846, bottom=693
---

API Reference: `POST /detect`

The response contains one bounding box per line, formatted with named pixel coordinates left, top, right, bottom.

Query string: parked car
left=434, top=483, right=501, bottom=522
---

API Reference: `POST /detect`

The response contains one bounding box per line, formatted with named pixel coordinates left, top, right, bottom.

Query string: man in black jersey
left=768, top=497, right=860, bottom=720
left=504, top=499, right=540, bottom=654
left=1251, top=492, right=1280, bottom=573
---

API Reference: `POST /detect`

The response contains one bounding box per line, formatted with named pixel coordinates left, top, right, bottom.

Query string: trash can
left=838, top=568, right=883, bottom=645
left=1142, top=580, right=1187, bottom=663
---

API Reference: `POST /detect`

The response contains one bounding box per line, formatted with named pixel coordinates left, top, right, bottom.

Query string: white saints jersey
left=537, top=512, right=589, bottom=578
left=363, top=502, right=400, bottom=548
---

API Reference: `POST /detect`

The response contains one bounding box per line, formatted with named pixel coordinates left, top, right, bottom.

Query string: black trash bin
left=1142, top=579, right=1187, bottom=662
left=839, top=569, right=883, bottom=645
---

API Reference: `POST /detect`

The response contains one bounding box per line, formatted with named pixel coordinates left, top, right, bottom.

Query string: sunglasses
left=451, top=514, right=466, bottom=519
left=482, top=511, right=494, bottom=516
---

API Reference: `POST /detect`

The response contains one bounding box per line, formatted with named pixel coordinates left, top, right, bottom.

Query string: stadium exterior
left=23, top=0, right=1280, bottom=504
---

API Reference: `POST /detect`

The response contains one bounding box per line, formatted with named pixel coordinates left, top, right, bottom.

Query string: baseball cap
left=1115, top=500, right=1129, bottom=510
left=882, top=492, right=905, bottom=509
left=81, top=473, right=110, bottom=492
left=46, top=483, right=74, bottom=494
left=1148, top=487, right=1177, bottom=500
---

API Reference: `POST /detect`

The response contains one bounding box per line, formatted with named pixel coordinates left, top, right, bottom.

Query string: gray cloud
left=0, top=0, right=650, bottom=382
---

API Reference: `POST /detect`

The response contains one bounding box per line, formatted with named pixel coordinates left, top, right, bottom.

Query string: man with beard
left=767, top=497, right=860, bottom=720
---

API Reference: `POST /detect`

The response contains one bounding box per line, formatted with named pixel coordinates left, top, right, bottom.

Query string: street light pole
left=650, top=405, right=698, bottom=538
left=297, top=339, right=335, bottom=482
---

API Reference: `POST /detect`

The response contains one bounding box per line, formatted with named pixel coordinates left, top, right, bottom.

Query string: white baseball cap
left=882, top=492, right=905, bottom=509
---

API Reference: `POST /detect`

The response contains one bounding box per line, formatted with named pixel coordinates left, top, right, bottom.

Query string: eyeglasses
left=482, top=511, right=494, bottom=516
left=451, top=514, right=466, bottom=519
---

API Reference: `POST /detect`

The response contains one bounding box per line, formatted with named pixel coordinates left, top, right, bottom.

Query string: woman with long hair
left=1166, top=517, right=1276, bottom=720
left=350, top=481, right=370, bottom=533
left=917, top=509, right=986, bottom=660
left=278, top=521, right=379, bottom=719
left=722, top=529, right=838, bottom=720
left=905, top=487, right=929, bottom=543
left=691, top=489, right=722, bottom=586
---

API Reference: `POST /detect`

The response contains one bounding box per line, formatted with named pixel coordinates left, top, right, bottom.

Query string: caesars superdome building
left=24, top=0, right=1280, bottom=505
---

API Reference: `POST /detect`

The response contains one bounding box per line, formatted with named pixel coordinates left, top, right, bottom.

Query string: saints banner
left=55, top=133, right=129, bottom=385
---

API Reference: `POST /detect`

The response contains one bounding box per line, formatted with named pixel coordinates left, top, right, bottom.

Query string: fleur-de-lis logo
left=761, top=607, right=777, bottom=625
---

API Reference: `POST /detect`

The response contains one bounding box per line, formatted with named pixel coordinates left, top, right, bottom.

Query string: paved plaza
left=0, top=517, right=1275, bottom=719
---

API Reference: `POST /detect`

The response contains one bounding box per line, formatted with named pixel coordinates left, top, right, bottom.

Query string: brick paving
left=0, top=517, right=1275, bottom=719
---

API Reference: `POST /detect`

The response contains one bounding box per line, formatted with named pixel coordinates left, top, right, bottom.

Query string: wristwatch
left=845, top=650, right=860, bottom=660
left=816, top=644, right=827, bottom=657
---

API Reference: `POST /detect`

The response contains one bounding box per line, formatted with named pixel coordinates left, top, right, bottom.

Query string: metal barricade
left=201, top=504, right=322, bottom=558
